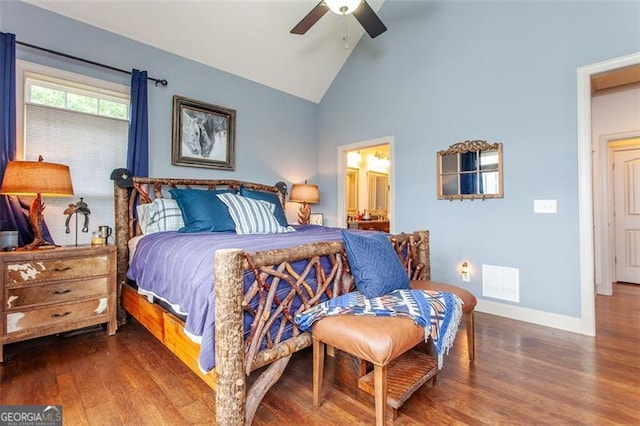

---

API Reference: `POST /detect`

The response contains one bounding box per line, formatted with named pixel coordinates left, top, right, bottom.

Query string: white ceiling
left=22, top=0, right=386, bottom=103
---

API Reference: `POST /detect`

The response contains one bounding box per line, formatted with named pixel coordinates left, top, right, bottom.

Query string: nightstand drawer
left=6, top=277, right=108, bottom=310
left=5, top=297, right=109, bottom=335
left=6, top=255, right=109, bottom=285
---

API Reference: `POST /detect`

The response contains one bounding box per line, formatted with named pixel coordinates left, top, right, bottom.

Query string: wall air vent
left=482, top=264, right=520, bottom=303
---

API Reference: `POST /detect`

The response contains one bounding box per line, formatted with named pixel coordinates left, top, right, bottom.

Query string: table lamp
left=1, top=156, right=74, bottom=250
left=289, top=180, right=319, bottom=224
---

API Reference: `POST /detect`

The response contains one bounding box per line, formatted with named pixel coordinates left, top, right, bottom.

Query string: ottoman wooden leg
left=466, top=312, right=475, bottom=362
left=374, top=364, right=387, bottom=426
left=313, top=339, right=325, bottom=407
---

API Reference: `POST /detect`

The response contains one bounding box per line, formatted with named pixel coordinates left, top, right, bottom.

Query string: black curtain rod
left=16, top=40, right=168, bottom=87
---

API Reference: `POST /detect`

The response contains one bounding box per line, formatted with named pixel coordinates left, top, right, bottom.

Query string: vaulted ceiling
left=22, top=0, right=386, bottom=103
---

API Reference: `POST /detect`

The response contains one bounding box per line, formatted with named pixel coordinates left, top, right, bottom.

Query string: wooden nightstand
left=0, top=245, right=117, bottom=362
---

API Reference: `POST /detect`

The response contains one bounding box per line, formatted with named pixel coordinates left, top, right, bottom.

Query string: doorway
left=337, top=136, right=394, bottom=232
left=578, top=52, right=640, bottom=336
left=595, top=134, right=640, bottom=294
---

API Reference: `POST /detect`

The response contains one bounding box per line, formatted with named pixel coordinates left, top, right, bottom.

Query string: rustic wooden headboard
left=113, top=178, right=286, bottom=287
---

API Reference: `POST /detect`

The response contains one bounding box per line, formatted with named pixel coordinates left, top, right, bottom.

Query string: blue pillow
left=239, top=187, right=288, bottom=227
left=169, top=188, right=236, bottom=233
left=341, top=229, right=410, bottom=299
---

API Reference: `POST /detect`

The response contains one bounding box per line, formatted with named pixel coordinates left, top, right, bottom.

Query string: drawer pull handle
left=53, top=266, right=71, bottom=272
left=52, top=311, right=71, bottom=318
left=52, top=289, right=72, bottom=295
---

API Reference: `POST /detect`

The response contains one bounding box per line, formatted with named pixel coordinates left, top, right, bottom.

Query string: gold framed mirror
left=346, top=167, right=359, bottom=214
left=437, top=140, right=503, bottom=200
left=368, top=171, right=388, bottom=216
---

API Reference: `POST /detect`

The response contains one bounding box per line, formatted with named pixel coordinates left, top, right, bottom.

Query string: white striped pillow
left=216, top=193, right=295, bottom=235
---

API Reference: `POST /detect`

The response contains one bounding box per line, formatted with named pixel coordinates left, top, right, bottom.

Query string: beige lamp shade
left=289, top=183, right=319, bottom=204
left=1, top=159, right=74, bottom=197
left=1, top=157, right=74, bottom=250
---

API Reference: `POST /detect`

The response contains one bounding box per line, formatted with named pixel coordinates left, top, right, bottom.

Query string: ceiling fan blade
left=291, top=1, right=330, bottom=35
left=352, top=0, right=387, bottom=38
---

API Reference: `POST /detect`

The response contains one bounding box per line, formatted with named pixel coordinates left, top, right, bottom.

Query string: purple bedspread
left=127, top=225, right=351, bottom=372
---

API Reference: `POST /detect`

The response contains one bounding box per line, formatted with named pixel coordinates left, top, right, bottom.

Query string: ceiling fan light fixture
left=325, top=0, right=362, bottom=15
left=291, top=0, right=386, bottom=39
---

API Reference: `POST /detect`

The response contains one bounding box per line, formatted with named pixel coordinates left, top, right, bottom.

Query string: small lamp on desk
left=0, top=156, right=74, bottom=250
left=289, top=181, right=319, bottom=225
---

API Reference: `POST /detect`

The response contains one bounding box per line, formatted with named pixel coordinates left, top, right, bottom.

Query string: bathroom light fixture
left=347, top=151, right=361, bottom=168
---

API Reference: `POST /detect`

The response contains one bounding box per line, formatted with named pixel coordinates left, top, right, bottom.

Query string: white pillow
left=144, top=198, right=185, bottom=234
left=216, top=193, right=295, bottom=235
left=136, top=203, right=152, bottom=234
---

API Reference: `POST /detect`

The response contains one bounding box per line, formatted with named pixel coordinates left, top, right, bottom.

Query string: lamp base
left=23, top=238, right=56, bottom=251
left=23, top=193, right=53, bottom=251
left=297, top=202, right=311, bottom=225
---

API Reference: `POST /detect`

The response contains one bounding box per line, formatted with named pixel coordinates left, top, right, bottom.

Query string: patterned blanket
left=295, top=289, right=463, bottom=369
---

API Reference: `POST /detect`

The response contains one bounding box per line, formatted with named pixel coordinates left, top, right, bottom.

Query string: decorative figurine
left=63, top=197, right=91, bottom=246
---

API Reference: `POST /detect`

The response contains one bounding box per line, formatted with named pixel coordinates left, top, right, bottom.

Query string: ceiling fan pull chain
left=342, top=17, right=349, bottom=49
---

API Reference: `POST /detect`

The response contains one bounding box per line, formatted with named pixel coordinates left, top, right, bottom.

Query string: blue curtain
left=126, top=69, right=149, bottom=177
left=0, top=33, right=16, bottom=170
left=460, top=152, right=477, bottom=195
left=0, top=32, right=53, bottom=245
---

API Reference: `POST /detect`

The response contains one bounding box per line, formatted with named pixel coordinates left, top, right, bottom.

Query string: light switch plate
left=534, top=199, right=557, bottom=214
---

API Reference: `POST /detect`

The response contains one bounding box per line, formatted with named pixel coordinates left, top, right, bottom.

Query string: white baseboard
left=475, top=299, right=586, bottom=335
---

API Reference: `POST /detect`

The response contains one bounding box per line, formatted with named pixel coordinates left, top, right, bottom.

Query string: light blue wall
left=1, top=0, right=319, bottom=188
left=318, top=1, right=640, bottom=317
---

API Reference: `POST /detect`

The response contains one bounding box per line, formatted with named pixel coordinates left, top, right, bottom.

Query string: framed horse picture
left=171, top=96, right=237, bottom=170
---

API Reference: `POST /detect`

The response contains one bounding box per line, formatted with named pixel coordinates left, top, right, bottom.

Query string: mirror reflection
left=437, top=140, right=503, bottom=200
left=346, top=167, right=358, bottom=215
left=368, top=171, right=389, bottom=215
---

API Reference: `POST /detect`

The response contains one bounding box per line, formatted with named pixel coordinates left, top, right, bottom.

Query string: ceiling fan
left=291, top=0, right=387, bottom=39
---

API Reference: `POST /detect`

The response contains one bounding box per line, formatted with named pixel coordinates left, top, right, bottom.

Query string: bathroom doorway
left=337, top=136, right=394, bottom=232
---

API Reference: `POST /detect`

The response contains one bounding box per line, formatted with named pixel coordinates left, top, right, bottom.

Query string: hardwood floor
left=2, top=283, right=639, bottom=425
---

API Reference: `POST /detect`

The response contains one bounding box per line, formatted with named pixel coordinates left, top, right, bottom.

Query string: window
left=25, top=76, right=128, bottom=119
left=18, top=62, right=129, bottom=246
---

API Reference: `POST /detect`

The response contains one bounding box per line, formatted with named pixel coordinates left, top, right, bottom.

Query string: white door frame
left=577, top=51, right=640, bottom=336
left=337, top=136, right=395, bottom=231
left=595, top=133, right=640, bottom=295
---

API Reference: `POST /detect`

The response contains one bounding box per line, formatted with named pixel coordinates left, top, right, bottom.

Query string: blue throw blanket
left=295, top=289, right=463, bottom=369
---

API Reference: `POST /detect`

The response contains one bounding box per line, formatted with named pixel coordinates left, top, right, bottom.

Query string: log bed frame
left=114, top=177, right=431, bottom=425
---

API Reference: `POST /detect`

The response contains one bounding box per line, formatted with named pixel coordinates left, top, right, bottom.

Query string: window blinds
left=24, top=103, right=128, bottom=246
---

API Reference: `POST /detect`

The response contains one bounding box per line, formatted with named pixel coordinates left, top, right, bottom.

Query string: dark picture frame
left=171, top=95, right=236, bottom=170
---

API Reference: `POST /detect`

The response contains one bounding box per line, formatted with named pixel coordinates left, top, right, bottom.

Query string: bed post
left=114, top=183, right=130, bottom=324
left=214, top=248, right=247, bottom=426
left=417, top=230, right=431, bottom=280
